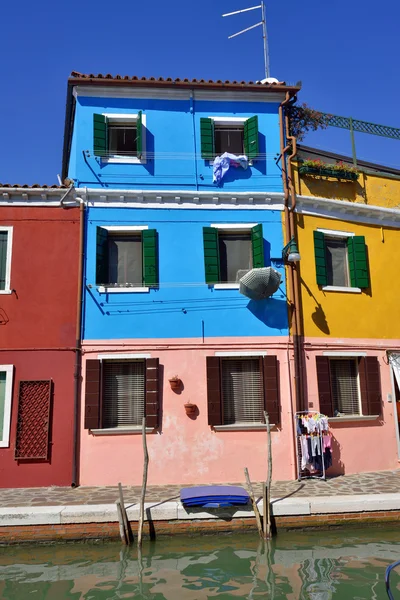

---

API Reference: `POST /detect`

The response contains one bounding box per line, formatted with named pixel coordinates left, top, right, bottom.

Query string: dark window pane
left=218, top=232, right=252, bottom=283
left=108, top=123, right=137, bottom=156
left=325, top=238, right=349, bottom=286
left=108, top=235, right=142, bottom=286
left=330, top=359, right=360, bottom=415
left=215, top=127, right=244, bottom=155
left=102, top=361, right=145, bottom=427
left=222, top=358, right=263, bottom=424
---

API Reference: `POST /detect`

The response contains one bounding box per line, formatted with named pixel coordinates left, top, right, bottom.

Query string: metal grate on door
left=15, top=380, right=52, bottom=460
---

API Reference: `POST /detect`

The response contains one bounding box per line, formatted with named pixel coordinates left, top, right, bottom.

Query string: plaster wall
left=79, top=338, right=295, bottom=486
left=303, top=339, right=400, bottom=475
left=70, top=96, right=282, bottom=192
left=83, top=206, right=288, bottom=340
left=295, top=213, right=400, bottom=339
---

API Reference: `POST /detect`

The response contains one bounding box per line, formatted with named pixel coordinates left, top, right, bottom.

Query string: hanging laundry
left=212, top=152, right=248, bottom=184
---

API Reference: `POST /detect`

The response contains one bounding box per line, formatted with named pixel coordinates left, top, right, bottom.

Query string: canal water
left=0, top=527, right=399, bottom=598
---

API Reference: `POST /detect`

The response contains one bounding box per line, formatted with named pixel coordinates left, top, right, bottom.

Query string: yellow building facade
left=290, top=148, right=400, bottom=476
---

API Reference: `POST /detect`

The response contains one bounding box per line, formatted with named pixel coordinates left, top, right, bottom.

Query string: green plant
left=302, top=159, right=358, bottom=174
left=288, top=104, right=331, bottom=142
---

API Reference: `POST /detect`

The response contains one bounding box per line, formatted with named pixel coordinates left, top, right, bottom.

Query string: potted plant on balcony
left=299, top=159, right=359, bottom=181
left=168, top=375, right=182, bottom=391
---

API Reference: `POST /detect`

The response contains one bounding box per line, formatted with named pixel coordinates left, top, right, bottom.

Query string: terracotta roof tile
left=69, top=71, right=300, bottom=91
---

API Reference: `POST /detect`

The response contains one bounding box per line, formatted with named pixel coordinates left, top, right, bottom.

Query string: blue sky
left=1, top=0, right=399, bottom=184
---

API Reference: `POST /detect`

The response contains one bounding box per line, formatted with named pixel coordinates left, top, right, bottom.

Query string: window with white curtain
left=325, top=236, right=350, bottom=287
left=102, top=361, right=145, bottom=428
left=330, top=358, right=361, bottom=415
left=221, top=358, right=264, bottom=424
left=108, top=234, right=142, bottom=287
left=218, top=232, right=253, bottom=283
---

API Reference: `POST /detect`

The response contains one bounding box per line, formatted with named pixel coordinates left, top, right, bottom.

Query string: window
left=200, top=116, right=259, bottom=159
left=330, top=359, right=360, bottom=415
left=0, top=365, right=14, bottom=448
left=206, top=355, right=280, bottom=428
left=222, top=358, right=264, bottom=424
left=313, top=229, right=369, bottom=290
left=84, top=358, right=160, bottom=431
left=203, top=224, right=264, bottom=286
left=0, top=227, right=13, bottom=294
left=96, top=226, right=158, bottom=291
left=93, top=112, right=145, bottom=163
left=316, top=356, right=381, bottom=418
left=102, top=361, right=145, bottom=428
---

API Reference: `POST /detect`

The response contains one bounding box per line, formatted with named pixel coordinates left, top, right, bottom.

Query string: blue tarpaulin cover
left=180, top=485, right=250, bottom=508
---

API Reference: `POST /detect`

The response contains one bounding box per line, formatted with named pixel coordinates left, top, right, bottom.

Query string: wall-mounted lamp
left=282, top=237, right=301, bottom=263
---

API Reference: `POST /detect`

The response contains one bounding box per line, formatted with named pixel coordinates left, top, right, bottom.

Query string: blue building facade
left=62, top=74, right=301, bottom=486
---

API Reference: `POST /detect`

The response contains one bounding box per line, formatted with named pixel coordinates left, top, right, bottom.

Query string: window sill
left=0, top=290, right=12, bottom=295
left=322, top=286, right=361, bottom=293
left=101, top=156, right=147, bottom=165
left=213, top=283, right=240, bottom=290
left=329, top=415, right=380, bottom=423
left=98, top=286, right=149, bottom=294
left=214, top=423, right=275, bottom=431
left=90, top=427, right=154, bottom=435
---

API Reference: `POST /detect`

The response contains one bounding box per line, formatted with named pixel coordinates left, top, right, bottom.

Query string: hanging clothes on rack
left=295, top=411, right=332, bottom=481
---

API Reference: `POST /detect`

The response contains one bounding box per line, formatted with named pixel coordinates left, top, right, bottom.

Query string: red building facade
left=0, top=190, right=80, bottom=487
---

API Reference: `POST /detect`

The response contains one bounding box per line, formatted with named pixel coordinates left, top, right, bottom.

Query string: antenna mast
left=222, top=3, right=270, bottom=79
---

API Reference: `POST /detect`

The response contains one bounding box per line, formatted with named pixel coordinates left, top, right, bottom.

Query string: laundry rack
left=295, top=411, right=329, bottom=481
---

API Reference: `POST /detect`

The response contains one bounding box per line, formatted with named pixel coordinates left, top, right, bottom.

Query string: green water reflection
left=0, top=528, right=400, bottom=599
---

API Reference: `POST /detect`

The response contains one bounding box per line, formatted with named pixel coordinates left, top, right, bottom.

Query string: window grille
left=221, top=358, right=264, bottom=424
left=102, top=361, right=145, bottom=428
left=15, top=380, right=52, bottom=460
left=330, top=359, right=360, bottom=415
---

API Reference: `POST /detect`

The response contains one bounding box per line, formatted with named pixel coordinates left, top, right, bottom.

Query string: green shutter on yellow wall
left=96, top=227, right=109, bottom=285
left=313, top=231, right=328, bottom=286
left=244, top=115, right=259, bottom=159
left=142, top=229, right=158, bottom=287
left=347, top=236, right=369, bottom=288
left=251, top=224, right=264, bottom=268
left=136, top=110, right=143, bottom=158
left=200, top=118, right=215, bottom=159
left=93, top=114, right=108, bottom=157
left=203, top=227, right=220, bottom=284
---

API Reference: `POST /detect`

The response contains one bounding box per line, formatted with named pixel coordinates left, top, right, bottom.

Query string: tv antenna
left=222, top=3, right=270, bottom=79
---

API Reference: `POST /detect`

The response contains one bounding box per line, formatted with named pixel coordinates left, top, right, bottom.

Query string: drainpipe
left=279, top=92, right=301, bottom=477
left=60, top=191, right=85, bottom=487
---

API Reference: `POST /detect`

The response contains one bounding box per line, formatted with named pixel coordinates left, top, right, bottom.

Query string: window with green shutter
left=203, top=224, right=264, bottom=285
left=313, top=230, right=370, bottom=290
left=96, top=228, right=158, bottom=289
left=200, top=116, right=259, bottom=160
left=93, top=113, right=145, bottom=160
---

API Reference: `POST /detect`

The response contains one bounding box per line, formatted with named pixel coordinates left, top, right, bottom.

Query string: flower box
left=299, top=165, right=359, bottom=181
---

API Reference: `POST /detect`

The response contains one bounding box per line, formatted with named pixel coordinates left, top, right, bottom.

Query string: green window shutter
left=0, top=231, right=8, bottom=291
left=136, top=110, right=143, bottom=158
left=93, top=114, right=107, bottom=157
left=251, top=224, right=264, bottom=268
left=203, top=227, right=220, bottom=284
left=244, top=115, right=259, bottom=159
left=313, top=231, right=328, bottom=286
left=96, top=227, right=109, bottom=285
left=142, top=229, right=158, bottom=287
left=347, top=236, right=369, bottom=289
left=200, top=118, right=215, bottom=159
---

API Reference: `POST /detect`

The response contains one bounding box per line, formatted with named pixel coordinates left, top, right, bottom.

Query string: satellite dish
left=239, top=267, right=281, bottom=301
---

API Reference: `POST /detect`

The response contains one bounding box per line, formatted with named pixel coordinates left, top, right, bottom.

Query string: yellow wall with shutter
left=292, top=162, right=400, bottom=209
left=292, top=212, right=400, bottom=339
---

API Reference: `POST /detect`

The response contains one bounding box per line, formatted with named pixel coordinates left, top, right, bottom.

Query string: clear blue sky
left=2, top=0, right=399, bottom=184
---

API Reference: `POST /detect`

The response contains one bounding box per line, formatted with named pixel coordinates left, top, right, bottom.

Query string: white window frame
left=208, top=117, right=253, bottom=165
left=210, top=223, right=256, bottom=290
left=316, top=228, right=361, bottom=294
left=97, top=225, right=150, bottom=294
left=101, top=113, right=147, bottom=165
left=0, top=365, right=14, bottom=448
left=0, top=227, right=13, bottom=295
